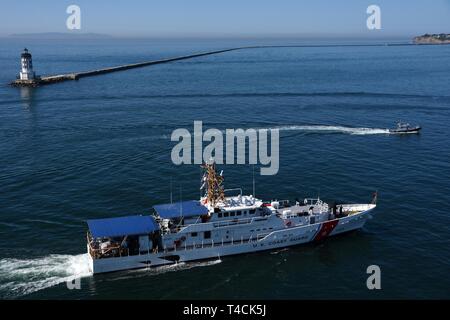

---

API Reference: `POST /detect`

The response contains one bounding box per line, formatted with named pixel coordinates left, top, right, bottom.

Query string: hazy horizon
left=1, top=31, right=419, bottom=40
left=1, top=0, right=449, bottom=38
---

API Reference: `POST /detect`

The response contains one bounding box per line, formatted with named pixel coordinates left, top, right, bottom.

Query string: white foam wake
left=106, top=258, right=223, bottom=282
left=0, top=254, right=92, bottom=298
left=274, top=125, right=390, bottom=135
left=162, top=125, right=389, bottom=139
left=139, top=258, right=222, bottom=275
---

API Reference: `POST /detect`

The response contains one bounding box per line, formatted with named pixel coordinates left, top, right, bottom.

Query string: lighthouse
left=19, top=48, right=35, bottom=81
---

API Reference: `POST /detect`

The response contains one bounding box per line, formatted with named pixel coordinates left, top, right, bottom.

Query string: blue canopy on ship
left=153, top=200, right=208, bottom=219
left=87, top=215, right=159, bottom=238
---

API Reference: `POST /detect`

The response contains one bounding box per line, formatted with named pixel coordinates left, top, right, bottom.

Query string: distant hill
left=413, top=33, right=450, bottom=44
left=9, top=32, right=113, bottom=40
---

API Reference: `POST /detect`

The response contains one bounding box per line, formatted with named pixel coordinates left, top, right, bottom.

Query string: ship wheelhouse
left=151, top=194, right=272, bottom=243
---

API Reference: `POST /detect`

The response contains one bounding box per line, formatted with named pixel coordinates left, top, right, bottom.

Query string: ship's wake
left=161, top=124, right=390, bottom=140
left=138, top=258, right=222, bottom=275
left=0, top=254, right=223, bottom=297
left=0, top=254, right=92, bottom=298
left=274, top=125, right=390, bottom=135
left=110, top=258, right=223, bottom=282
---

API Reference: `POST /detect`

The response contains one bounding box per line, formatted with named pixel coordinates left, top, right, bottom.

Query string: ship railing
left=303, top=198, right=324, bottom=206
left=88, top=243, right=129, bottom=259
left=164, top=234, right=261, bottom=253
left=178, top=214, right=264, bottom=233
left=175, top=217, right=251, bottom=234
left=92, top=231, right=271, bottom=257
left=212, top=216, right=257, bottom=228
left=137, top=246, right=153, bottom=256
left=224, top=188, right=243, bottom=197
left=276, top=199, right=292, bottom=208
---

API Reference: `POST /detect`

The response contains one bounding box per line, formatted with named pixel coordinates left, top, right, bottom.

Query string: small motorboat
left=389, top=122, right=421, bottom=134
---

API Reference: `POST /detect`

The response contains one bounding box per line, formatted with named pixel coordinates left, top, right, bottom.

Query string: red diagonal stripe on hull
left=314, top=220, right=339, bottom=241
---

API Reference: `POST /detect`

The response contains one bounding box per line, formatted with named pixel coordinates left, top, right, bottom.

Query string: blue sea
left=0, top=37, right=449, bottom=299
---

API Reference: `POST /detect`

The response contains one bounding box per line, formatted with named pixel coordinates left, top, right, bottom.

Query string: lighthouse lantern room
left=19, top=48, right=35, bottom=81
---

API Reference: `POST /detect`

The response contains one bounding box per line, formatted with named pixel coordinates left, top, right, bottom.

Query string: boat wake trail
left=274, top=125, right=390, bottom=135
left=140, top=258, right=222, bottom=275
left=111, top=258, right=223, bottom=282
left=0, top=254, right=92, bottom=298
left=161, top=125, right=389, bottom=140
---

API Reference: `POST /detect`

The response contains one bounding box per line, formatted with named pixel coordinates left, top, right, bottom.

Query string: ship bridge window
left=218, top=212, right=223, bottom=218
left=230, top=211, right=235, bottom=217
left=249, top=209, right=256, bottom=215
left=236, top=211, right=242, bottom=216
left=204, top=231, right=211, bottom=239
left=224, top=212, right=229, bottom=218
left=191, top=232, right=198, bottom=237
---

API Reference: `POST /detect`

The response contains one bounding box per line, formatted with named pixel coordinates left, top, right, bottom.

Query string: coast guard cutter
left=86, top=163, right=377, bottom=274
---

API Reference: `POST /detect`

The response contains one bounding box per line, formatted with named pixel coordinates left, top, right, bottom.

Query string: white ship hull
left=88, top=204, right=375, bottom=274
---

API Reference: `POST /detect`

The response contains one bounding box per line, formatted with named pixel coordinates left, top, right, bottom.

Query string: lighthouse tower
left=19, top=48, right=35, bottom=81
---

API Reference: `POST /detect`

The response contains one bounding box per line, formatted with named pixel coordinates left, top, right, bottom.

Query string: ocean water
left=0, top=38, right=449, bottom=299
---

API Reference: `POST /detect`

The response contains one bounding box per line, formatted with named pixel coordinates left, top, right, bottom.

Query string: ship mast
left=201, top=162, right=225, bottom=208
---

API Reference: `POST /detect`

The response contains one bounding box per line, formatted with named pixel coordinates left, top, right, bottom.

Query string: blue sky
left=0, top=0, right=449, bottom=37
